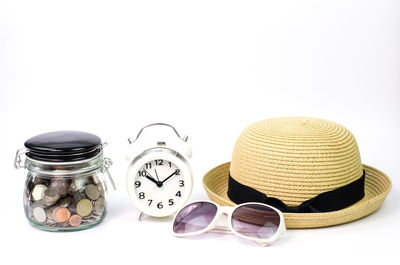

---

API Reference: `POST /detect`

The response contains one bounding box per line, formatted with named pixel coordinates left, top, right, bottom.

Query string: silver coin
left=91, top=175, right=100, bottom=184
left=33, top=207, right=46, bottom=223
left=94, top=197, right=105, bottom=213
left=48, top=178, right=71, bottom=196
left=73, top=190, right=85, bottom=203
left=68, top=182, right=79, bottom=195
left=85, top=184, right=100, bottom=200
left=73, top=178, right=87, bottom=189
left=58, top=197, right=72, bottom=208
left=31, top=184, right=47, bottom=201
left=40, top=190, right=60, bottom=207
left=97, top=183, right=105, bottom=196
left=33, top=176, right=48, bottom=185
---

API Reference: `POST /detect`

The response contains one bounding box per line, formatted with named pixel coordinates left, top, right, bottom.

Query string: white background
left=1, top=0, right=399, bottom=264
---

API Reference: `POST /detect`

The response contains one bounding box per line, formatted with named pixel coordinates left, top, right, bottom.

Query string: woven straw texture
left=203, top=117, right=392, bottom=228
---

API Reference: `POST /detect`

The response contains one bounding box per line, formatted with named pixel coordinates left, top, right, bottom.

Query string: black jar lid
left=24, top=131, right=102, bottom=162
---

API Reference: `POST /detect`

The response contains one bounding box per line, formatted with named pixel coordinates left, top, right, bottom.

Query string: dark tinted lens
left=173, top=202, right=218, bottom=234
left=231, top=204, right=280, bottom=239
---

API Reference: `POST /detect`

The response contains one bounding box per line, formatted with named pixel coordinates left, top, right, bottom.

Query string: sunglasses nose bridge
left=219, top=206, right=231, bottom=214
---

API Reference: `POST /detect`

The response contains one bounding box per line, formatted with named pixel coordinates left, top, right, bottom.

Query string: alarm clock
left=126, top=123, right=193, bottom=220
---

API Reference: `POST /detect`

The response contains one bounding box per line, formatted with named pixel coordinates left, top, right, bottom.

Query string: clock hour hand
left=161, top=170, right=179, bottom=185
left=144, top=169, right=162, bottom=187
left=145, top=175, right=159, bottom=185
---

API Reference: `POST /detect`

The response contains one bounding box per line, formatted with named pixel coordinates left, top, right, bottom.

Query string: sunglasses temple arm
left=211, top=226, right=271, bottom=247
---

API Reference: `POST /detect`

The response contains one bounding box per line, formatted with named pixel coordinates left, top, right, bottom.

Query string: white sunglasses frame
left=172, top=201, right=286, bottom=247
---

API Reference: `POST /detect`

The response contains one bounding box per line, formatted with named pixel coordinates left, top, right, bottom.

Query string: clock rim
left=126, top=147, right=193, bottom=217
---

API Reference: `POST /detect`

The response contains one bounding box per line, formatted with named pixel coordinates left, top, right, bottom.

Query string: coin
left=91, top=175, right=100, bottom=184
left=76, top=199, right=93, bottom=217
left=73, top=178, right=87, bottom=190
left=85, top=184, right=100, bottom=200
left=48, top=178, right=71, bottom=196
left=69, top=215, right=82, bottom=227
left=73, top=190, right=86, bottom=203
left=31, top=184, right=48, bottom=201
left=94, top=197, right=105, bottom=213
left=55, top=207, right=71, bottom=223
left=97, top=183, right=105, bottom=194
left=58, top=197, right=72, bottom=208
left=33, top=176, right=46, bottom=185
left=33, top=207, right=46, bottom=223
left=41, top=190, right=60, bottom=206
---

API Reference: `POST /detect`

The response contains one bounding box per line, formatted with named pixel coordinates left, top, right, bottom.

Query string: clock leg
left=138, top=212, right=145, bottom=221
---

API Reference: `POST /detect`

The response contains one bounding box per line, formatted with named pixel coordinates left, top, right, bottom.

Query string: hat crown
left=230, top=117, right=363, bottom=206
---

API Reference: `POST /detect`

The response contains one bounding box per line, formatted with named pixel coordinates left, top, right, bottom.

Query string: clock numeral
left=155, top=159, right=163, bottom=166
left=169, top=162, right=172, bottom=168
left=135, top=181, right=141, bottom=188
left=157, top=202, right=163, bottom=209
left=139, top=192, right=145, bottom=199
left=147, top=199, right=153, bottom=206
left=138, top=170, right=146, bottom=177
left=175, top=191, right=181, bottom=197
left=169, top=199, right=174, bottom=206
left=179, top=180, right=184, bottom=187
left=175, top=169, right=181, bottom=175
left=145, top=163, right=152, bottom=169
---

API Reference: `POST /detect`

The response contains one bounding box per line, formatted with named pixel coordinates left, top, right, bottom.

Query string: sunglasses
left=172, top=201, right=286, bottom=246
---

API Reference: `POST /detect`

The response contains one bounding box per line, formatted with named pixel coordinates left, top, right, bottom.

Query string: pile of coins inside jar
left=24, top=174, right=106, bottom=230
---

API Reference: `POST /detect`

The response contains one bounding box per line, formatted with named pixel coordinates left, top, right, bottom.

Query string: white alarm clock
left=126, top=123, right=193, bottom=220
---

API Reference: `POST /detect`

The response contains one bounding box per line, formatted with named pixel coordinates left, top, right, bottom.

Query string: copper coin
left=69, top=215, right=82, bottom=227
left=76, top=199, right=93, bottom=217
left=54, top=207, right=71, bottom=223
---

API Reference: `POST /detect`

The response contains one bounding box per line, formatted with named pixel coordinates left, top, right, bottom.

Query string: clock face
left=132, top=158, right=187, bottom=216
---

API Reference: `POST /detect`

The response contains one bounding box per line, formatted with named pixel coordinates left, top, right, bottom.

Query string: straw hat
left=203, top=117, right=391, bottom=228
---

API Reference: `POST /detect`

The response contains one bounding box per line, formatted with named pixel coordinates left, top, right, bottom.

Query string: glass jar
left=14, top=131, right=115, bottom=232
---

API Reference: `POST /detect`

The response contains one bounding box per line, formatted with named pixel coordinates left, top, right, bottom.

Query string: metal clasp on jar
left=101, top=157, right=116, bottom=190
left=14, top=148, right=28, bottom=169
left=100, top=142, right=116, bottom=190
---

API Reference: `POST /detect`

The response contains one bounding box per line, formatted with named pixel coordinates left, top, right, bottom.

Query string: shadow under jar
left=15, top=131, right=115, bottom=232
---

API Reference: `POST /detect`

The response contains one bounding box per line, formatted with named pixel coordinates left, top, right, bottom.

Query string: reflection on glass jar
left=16, top=131, right=114, bottom=232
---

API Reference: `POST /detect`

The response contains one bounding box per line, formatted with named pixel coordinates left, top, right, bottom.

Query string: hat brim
left=203, top=162, right=392, bottom=228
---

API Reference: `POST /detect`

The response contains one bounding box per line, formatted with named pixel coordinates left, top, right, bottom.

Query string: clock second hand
left=154, top=168, right=160, bottom=182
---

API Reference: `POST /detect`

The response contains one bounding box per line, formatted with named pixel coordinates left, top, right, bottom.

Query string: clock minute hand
left=161, top=170, right=178, bottom=184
